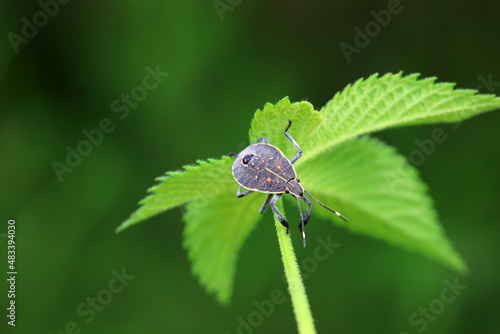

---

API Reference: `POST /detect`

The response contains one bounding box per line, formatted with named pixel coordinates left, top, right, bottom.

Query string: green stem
left=273, top=199, right=316, bottom=334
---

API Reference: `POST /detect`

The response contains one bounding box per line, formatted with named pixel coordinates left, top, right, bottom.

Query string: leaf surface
left=300, top=73, right=500, bottom=165
left=183, top=190, right=265, bottom=304
left=295, top=137, right=467, bottom=272
left=116, top=157, right=234, bottom=232
left=118, top=73, right=500, bottom=302
left=250, top=97, right=325, bottom=158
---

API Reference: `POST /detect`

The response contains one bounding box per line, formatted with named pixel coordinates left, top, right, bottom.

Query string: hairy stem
left=273, top=199, right=316, bottom=334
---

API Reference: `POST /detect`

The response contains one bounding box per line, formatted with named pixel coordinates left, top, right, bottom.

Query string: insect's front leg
left=269, top=194, right=289, bottom=234
left=296, top=196, right=308, bottom=248
left=301, top=195, right=313, bottom=228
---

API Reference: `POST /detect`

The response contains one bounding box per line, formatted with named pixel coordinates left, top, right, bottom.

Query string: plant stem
left=273, top=199, right=316, bottom=334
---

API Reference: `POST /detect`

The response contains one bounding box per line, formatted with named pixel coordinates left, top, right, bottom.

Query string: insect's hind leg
left=236, top=185, right=254, bottom=198
left=284, top=120, right=302, bottom=164
left=270, top=194, right=289, bottom=234
left=253, top=137, right=269, bottom=144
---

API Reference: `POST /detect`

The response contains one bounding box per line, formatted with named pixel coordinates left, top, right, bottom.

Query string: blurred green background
left=1, top=1, right=499, bottom=333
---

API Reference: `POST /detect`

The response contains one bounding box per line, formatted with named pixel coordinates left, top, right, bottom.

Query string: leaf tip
left=115, top=220, right=130, bottom=234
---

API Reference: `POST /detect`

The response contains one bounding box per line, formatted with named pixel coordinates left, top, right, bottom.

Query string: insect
left=230, top=120, right=348, bottom=247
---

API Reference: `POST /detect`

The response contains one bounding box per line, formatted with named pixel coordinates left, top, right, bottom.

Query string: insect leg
left=259, top=194, right=273, bottom=214
left=295, top=197, right=307, bottom=247
left=236, top=185, right=254, bottom=198
left=253, top=137, right=269, bottom=144
left=301, top=195, right=313, bottom=228
left=284, top=120, right=302, bottom=164
left=270, top=194, right=289, bottom=234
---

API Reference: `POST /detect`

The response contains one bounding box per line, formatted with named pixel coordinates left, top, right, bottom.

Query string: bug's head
left=285, top=178, right=304, bottom=198
left=241, top=154, right=254, bottom=165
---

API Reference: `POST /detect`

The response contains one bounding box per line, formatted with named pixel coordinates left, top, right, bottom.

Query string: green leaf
left=117, top=98, right=323, bottom=234
left=118, top=98, right=325, bottom=303
left=119, top=74, right=500, bottom=304
left=179, top=99, right=326, bottom=303
left=250, top=97, right=325, bottom=158
left=183, top=190, right=265, bottom=304
left=301, top=72, right=500, bottom=165
left=116, top=156, right=234, bottom=232
left=295, top=136, right=467, bottom=273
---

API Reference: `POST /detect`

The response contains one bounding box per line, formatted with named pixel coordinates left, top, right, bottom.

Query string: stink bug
left=230, top=120, right=348, bottom=247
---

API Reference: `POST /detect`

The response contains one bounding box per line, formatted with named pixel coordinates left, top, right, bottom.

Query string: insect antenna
left=304, top=190, right=348, bottom=222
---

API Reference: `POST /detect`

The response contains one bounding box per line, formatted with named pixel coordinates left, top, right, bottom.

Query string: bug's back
left=232, top=143, right=296, bottom=193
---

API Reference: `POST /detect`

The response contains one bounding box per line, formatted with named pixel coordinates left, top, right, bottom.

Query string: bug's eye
left=242, top=154, right=254, bottom=165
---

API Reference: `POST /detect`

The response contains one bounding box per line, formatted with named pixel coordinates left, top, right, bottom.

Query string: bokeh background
left=1, top=1, right=499, bottom=333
